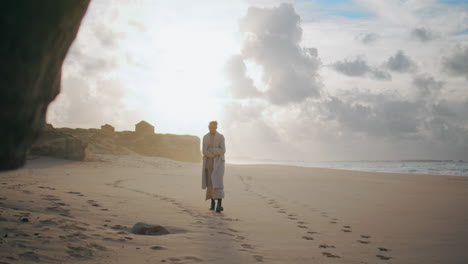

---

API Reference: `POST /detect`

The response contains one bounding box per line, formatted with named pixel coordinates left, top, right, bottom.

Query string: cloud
left=128, top=19, right=147, bottom=32
left=442, top=45, right=468, bottom=80
left=412, top=73, right=444, bottom=99
left=92, top=24, right=126, bottom=48
left=224, top=55, right=260, bottom=99
left=48, top=75, right=137, bottom=129
left=65, top=44, right=118, bottom=77
left=332, top=56, right=391, bottom=80
left=410, top=27, right=437, bottom=42
left=384, top=50, right=418, bottom=73
left=234, top=3, right=322, bottom=105
left=320, top=93, right=423, bottom=139
left=356, top=32, right=380, bottom=44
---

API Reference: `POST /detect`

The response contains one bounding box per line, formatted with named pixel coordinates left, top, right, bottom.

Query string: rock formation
left=0, top=1, right=90, bottom=170
left=43, top=126, right=202, bottom=162
left=30, top=126, right=88, bottom=161
left=131, top=222, right=169, bottom=236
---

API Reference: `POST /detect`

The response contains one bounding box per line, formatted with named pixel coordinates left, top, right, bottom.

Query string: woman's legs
left=210, top=198, right=215, bottom=210
left=216, top=198, right=223, bottom=213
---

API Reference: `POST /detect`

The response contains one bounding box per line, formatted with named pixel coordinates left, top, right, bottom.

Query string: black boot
left=216, top=199, right=224, bottom=213
left=209, top=199, right=215, bottom=210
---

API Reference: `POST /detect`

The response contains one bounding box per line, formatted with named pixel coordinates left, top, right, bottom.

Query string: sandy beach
left=1, top=154, right=467, bottom=264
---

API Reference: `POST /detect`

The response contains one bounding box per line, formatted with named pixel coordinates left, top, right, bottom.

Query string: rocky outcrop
left=49, top=127, right=202, bottom=162
left=0, top=1, right=90, bottom=170
left=116, top=132, right=201, bottom=162
left=30, top=127, right=87, bottom=161
left=131, top=222, right=169, bottom=236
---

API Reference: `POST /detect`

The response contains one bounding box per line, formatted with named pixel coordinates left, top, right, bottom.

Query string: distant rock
left=29, top=124, right=202, bottom=162
left=56, top=127, right=201, bottom=162
left=116, top=132, right=201, bottom=162
left=30, top=128, right=87, bottom=161
left=131, top=222, right=169, bottom=236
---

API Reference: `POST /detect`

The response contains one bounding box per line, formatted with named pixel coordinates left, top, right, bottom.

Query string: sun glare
left=142, top=24, right=238, bottom=136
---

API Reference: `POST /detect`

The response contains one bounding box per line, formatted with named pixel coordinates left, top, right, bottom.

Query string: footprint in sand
left=218, top=231, right=235, bottom=237
left=236, top=235, right=245, bottom=240
left=87, top=200, right=100, bottom=207
left=253, top=255, right=264, bottom=262
left=297, top=225, right=308, bottom=229
left=288, top=217, right=298, bottom=220
left=322, top=252, right=340, bottom=258
left=38, top=186, right=56, bottom=190
left=319, top=244, right=336, bottom=248
left=183, top=256, right=203, bottom=262
left=302, top=236, right=314, bottom=240
left=378, top=247, right=391, bottom=252
left=42, top=195, right=61, bottom=201
left=342, top=225, right=352, bottom=232
left=241, top=243, right=254, bottom=249
left=360, top=235, right=371, bottom=239
left=376, top=254, right=392, bottom=260
left=307, top=231, right=319, bottom=234
left=67, top=191, right=85, bottom=197
left=150, top=245, right=167, bottom=250
left=357, top=240, right=370, bottom=244
left=88, top=243, right=108, bottom=251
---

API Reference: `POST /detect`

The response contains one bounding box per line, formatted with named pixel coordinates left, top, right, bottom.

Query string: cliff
left=32, top=126, right=201, bottom=163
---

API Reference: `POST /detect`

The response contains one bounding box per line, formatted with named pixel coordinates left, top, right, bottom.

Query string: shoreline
left=227, top=160, right=468, bottom=177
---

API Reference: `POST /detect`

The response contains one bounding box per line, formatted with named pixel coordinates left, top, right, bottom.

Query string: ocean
left=229, top=160, right=468, bottom=177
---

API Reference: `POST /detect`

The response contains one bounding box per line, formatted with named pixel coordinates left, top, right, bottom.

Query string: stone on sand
left=131, top=222, right=169, bottom=236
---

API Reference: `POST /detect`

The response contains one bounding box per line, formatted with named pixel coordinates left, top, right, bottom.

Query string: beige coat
left=201, top=132, right=225, bottom=189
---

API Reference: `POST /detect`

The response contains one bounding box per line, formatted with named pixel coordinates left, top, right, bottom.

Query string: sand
left=0, top=154, right=467, bottom=264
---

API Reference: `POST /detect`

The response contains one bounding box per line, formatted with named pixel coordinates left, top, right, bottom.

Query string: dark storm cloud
left=332, top=56, right=391, bottom=80
left=233, top=3, right=322, bottom=105
left=225, top=55, right=260, bottom=99
left=384, top=50, right=418, bottom=73
left=410, top=27, right=436, bottom=42
left=442, top=45, right=468, bottom=80
left=356, top=32, right=380, bottom=44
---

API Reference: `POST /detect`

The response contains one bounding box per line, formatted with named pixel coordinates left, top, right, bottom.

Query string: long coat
left=201, top=132, right=226, bottom=189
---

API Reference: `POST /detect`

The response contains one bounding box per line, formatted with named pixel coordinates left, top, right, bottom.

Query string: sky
left=47, top=0, right=468, bottom=161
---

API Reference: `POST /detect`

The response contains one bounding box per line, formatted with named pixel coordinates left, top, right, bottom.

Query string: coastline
left=228, top=159, right=468, bottom=177
left=1, top=154, right=467, bottom=263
